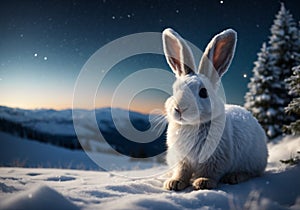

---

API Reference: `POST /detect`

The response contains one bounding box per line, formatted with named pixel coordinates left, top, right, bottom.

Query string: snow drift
left=0, top=131, right=299, bottom=209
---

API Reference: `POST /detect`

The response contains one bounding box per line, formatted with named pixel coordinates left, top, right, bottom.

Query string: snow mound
left=0, top=131, right=157, bottom=171
left=1, top=166, right=299, bottom=209
left=0, top=131, right=99, bottom=170
left=268, top=135, right=300, bottom=168
left=0, top=185, right=78, bottom=210
left=0, top=132, right=299, bottom=209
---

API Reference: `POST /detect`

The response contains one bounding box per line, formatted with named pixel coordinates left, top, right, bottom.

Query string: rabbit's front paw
left=163, top=179, right=189, bottom=191
left=193, top=177, right=217, bottom=190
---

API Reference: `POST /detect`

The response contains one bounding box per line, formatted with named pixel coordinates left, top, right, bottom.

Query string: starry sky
left=0, top=0, right=300, bottom=113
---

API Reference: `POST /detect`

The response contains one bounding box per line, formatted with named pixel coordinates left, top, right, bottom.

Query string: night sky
left=1, top=0, right=300, bottom=113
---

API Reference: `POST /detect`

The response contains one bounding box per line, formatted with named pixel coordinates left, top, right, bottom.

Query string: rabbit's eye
left=199, top=88, right=208, bottom=98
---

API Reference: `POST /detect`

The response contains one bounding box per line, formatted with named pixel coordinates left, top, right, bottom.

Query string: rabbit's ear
left=163, top=28, right=196, bottom=77
left=198, top=29, right=237, bottom=85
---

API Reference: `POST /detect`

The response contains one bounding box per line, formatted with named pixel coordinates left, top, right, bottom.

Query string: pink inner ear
left=212, top=36, right=234, bottom=76
left=169, top=57, right=182, bottom=75
left=165, top=35, right=183, bottom=75
left=213, top=41, right=227, bottom=72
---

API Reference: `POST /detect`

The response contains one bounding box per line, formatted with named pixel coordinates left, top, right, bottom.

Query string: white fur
left=162, top=28, right=268, bottom=190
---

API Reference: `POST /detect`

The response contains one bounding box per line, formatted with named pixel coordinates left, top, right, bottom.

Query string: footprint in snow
left=46, top=176, right=76, bottom=182
left=26, top=173, right=41, bottom=176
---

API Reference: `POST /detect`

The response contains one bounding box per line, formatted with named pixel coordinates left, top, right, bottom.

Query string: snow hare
left=162, top=28, right=268, bottom=191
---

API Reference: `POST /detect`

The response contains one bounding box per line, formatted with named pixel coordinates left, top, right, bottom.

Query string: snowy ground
left=0, top=132, right=300, bottom=210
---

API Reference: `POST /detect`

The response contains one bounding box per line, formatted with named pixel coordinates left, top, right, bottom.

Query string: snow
left=257, top=94, right=271, bottom=102
left=0, top=132, right=156, bottom=171
left=267, top=126, right=276, bottom=139
left=0, top=131, right=300, bottom=209
left=267, top=135, right=300, bottom=168
left=0, top=185, right=78, bottom=210
left=266, top=108, right=276, bottom=117
left=0, top=131, right=99, bottom=170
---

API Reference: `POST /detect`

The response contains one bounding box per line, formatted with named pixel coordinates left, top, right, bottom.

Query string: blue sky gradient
left=0, top=0, right=299, bottom=112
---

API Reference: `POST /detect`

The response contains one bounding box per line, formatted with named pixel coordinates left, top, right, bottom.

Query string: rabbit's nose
left=174, top=107, right=181, bottom=114
left=174, top=107, right=182, bottom=119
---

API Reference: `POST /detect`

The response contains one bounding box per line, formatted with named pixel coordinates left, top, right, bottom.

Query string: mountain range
left=0, top=106, right=167, bottom=158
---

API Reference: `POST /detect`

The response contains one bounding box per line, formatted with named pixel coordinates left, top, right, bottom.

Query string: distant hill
left=0, top=106, right=167, bottom=158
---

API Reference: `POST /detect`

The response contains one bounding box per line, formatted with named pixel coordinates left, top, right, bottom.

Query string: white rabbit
left=162, top=28, right=268, bottom=191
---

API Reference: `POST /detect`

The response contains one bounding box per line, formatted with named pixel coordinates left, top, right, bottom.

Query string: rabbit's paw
left=163, top=179, right=189, bottom=191
left=193, top=177, right=217, bottom=190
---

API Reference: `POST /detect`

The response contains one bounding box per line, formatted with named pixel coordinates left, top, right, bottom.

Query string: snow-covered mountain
left=0, top=106, right=167, bottom=158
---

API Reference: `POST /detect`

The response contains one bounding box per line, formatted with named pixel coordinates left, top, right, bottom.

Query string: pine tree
left=245, top=3, right=300, bottom=139
left=245, top=43, right=282, bottom=139
left=284, top=65, right=300, bottom=135
left=268, top=3, right=300, bottom=134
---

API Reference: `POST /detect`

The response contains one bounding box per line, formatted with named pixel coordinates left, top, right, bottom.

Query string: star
left=243, top=74, right=247, bottom=78
left=34, top=53, right=38, bottom=57
left=44, top=56, right=48, bottom=61
left=220, top=0, right=224, bottom=4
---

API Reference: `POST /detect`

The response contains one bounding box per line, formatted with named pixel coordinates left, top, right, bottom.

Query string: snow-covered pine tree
left=245, top=3, right=300, bottom=139
left=267, top=3, right=300, bottom=135
left=245, top=43, right=282, bottom=139
left=284, top=65, right=300, bottom=135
